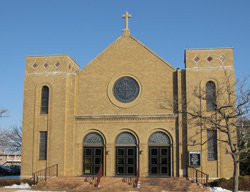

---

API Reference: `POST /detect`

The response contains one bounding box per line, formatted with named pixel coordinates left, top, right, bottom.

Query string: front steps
left=32, top=176, right=210, bottom=191
left=139, top=177, right=210, bottom=191
left=32, top=176, right=96, bottom=191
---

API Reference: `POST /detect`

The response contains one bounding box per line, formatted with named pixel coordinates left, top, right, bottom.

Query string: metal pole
left=196, top=170, right=198, bottom=183
left=45, top=168, right=47, bottom=181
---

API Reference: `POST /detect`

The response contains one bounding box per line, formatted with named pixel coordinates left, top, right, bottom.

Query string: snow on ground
left=5, top=183, right=30, bottom=189
left=208, top=187, right=246, bottom=192
left=3, top=183, right=67, bottom=192
left=14, top=190, right=67, bottom=192
left=7, top=188, right=247, bottom=192
left=1, top=186, right=246, bottom=192
left=209, top=187, right=231, bottom=192
left=159, top=188, right=246, bottom=192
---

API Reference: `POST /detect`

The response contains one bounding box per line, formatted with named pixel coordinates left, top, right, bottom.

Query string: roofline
left=26, top=54, right=70, bottom=57
left=80, top=36, right=123, bottom=72
left=129, top=35, right=176, bottom=71
left=185, top=47, right=234, bottom=51
left=26, top=54, right=80, bottom=67
left=80, top=35, right=176, bottom=72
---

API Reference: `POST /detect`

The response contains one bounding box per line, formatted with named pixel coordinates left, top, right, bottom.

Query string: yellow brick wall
left=21, top=36, right=235, bottom=179
left=185, top=48, right=235, bottom=179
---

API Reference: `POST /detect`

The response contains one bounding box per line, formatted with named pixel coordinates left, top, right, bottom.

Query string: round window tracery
left=83, top=133, right=104, bottom=145
left=149, top=132, right=170, bottom=145
left=116, top=132, right=136, bottom=145
left=113, top=76, right=139, bottom=103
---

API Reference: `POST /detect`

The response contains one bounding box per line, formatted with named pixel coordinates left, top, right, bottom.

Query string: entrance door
left=116, top=147, right=136, bottom=176
left=149, top=146, right=170, bottom=176
left=83, top=147, right=103, bottom=175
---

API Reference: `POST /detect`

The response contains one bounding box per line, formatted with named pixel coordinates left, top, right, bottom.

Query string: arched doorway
left=83, top=132, right=104, bottom=175
left=148, top=132, right=171, bottom=176
left=115, top=132, right=137, bottom=176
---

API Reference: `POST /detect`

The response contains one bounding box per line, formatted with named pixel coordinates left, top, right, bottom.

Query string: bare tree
left=0, top=108, right=8, bottom=118
left=0, top=125, right=22, bottom=153
left=237, top=117, right=250, bottom=176
left=160, top=72, right=250, bottom=192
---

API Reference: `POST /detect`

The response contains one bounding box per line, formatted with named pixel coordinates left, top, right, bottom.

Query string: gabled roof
left=129, top=35, right=176, bottom=71
left=80, top=34, right=176, bottom=72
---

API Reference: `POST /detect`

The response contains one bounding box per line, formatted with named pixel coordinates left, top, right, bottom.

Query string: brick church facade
left=21, top=12, right=235, bottom=179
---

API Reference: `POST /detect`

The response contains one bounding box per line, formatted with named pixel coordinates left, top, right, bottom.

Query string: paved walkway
left=0, top=188, right=135, bottom=192
left=0, top=189, right=29, bottom=192
left=0, top=188, right=69, bottom=192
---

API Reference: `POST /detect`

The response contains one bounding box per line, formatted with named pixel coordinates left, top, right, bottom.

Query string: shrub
left=209, top=178, right=227, bottom=187
left=0, top=179, right=20, bottom=187
left=209, top=176, right=250, bottom=191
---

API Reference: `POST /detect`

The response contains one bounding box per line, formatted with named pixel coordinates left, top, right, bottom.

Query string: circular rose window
left=113, top=76, right=139, bottom=103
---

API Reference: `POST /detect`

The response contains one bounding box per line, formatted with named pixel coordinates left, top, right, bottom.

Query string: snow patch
left=209, top=187, right=231, bottom=192
left=14, top=190, right=67, bottom=192
left=5, top=183, right=31, bottom=189
left=208, top=187, right=246, bottom=192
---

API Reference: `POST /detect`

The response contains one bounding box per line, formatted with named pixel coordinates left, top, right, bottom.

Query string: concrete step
left=32, top=176, right=210, bottom=191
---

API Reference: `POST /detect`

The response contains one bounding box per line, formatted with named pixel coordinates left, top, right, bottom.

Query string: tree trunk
left=233, top=161, right=239, bottom=192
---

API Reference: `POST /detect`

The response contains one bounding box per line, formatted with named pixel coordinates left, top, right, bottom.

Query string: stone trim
left=185, top=66, right=233, bottom=70
left=75, top=114, right=177, bottom=121
left=26, top=54, right=80, bottom=67
left=26, top=72, right=77, bottom=76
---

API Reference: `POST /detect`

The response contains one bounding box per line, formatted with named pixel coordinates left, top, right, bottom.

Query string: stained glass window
left=116, top=132, right=136, bottom=145
left=39, top=131, right=47, bottom=160
left=83, top=133, right=104, bottom=145
left=113, top=77, right=139, bottom=103
left=149, top=132, right=170, bottom=145
left=207, top=130, right=217, bottom=160
left=41, top=86, right=49, bottom=114
left=206, top=81, right=216, bottom=111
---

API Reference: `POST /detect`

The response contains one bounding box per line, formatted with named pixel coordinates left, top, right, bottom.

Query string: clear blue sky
left=0, top=0, right=250, bottom=130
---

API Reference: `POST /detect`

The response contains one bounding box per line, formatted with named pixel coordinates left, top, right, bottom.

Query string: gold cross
left=122, top=11, right=131, bottom=30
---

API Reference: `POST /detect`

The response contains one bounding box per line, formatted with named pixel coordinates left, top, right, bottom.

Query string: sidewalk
left=0, top=188, right=68, bottom=192
left=0, top=188, right=31, bottom=192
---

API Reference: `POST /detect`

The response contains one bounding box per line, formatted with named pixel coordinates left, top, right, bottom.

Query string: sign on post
left=189, top=151, right=201, bottom=167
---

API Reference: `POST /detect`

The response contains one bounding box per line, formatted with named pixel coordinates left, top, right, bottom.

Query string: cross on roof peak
left=122, top=11, right=131, bottom=36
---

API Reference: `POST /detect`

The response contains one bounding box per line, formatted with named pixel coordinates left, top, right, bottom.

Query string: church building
left=21, top=12, right=235, bottom=179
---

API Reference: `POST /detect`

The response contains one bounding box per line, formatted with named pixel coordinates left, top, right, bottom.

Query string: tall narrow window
left=39, top=131, right=47, bottom=160
left=41, top=86, right=49, bottom=114
left=206, top=81, right=216, bottom=111
left=207, top=130, right=217, bottom=160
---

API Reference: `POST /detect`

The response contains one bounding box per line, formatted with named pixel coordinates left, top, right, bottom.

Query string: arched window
left=148, top=132, right=170, bottom=145
left=41, top=86, right=49, bottom=114
left=206, top=81, right=216, bottom=111
left=115, top=132, right=136, bottom=146
left=83, top=132, right=104, bottom=146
